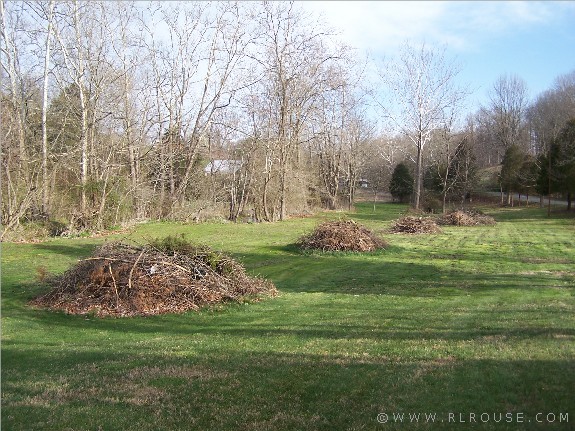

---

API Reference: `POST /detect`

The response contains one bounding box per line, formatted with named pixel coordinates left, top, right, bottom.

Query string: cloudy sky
left=300, top=1, right=575, bottom=112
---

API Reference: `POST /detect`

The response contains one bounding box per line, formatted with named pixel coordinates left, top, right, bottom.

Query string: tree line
left=1, top=1, right=574, bottom=239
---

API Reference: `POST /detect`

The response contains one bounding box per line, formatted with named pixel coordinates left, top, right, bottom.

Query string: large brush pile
left=437, top=209, right=496, bottom=226
left=298, top=220, right=387, bottom=252
left=30, top=237, right=278, bottom=317
left=390, top=216, right=442, bottom=234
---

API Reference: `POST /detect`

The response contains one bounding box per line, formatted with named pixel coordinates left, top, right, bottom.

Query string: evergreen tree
left=555, top=119, right=575, bottom=209
left=499, top=145, right=526, bottom=204
left=537, top=119, right=575, bottom=209
left=517, top=154, right=538, bottom=199
left=389, top=162, right=414, bottom=203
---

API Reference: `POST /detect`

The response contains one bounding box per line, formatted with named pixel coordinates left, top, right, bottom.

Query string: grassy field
left=2, top=203, right=574, bottom=430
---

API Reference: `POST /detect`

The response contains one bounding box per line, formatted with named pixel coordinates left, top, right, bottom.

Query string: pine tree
left=389, top=162, right=414, bottom=203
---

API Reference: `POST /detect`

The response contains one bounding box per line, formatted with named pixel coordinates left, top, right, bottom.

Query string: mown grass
left=2, top=203, right=574, bottom=430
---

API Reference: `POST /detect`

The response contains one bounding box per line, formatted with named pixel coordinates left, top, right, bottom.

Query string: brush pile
left=30, top=237, right=278, bottom=317
left=437, top=209, right=496, bottom=226
left=298, top=219, right=387, bottom=252
left=390, top=216, right=442, bottom=234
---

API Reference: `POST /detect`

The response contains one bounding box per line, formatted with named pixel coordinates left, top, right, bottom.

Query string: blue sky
left=300, top=1, right=575, bottom=113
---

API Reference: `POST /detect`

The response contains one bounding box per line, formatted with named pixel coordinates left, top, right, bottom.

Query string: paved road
left=483, top=192, right=569, bottom=207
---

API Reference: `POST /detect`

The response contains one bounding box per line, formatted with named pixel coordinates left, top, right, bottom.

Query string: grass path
left=2, top=204, right=574, bottom=430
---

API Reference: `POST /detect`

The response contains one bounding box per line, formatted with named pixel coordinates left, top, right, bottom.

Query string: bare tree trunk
left=78, top=85, right=89, bottom=214
left=279, top=144, right=289, bottom=220
left=414, top=142, right=423, bottom=209
left=41, top=1, right=55, bottom=215
left=262, top=170, right=272, bottom=222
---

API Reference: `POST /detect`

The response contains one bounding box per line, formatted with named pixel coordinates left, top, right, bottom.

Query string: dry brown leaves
left=30, top=242, right=278, bottom=317
left=298, top=220, right=388, bottom=252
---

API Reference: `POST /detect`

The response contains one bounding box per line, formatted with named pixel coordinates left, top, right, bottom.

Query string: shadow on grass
left=426, top=248, right=575, bottom=267
left=243, top=254, right=447, bottom=295
left=3, top=205, right=574, bottom=430
left=30, top=242, right=99, bottom=259
left=19, top=245, right=573, bottom=318
left=260, top=242, right=405, bottom=257
left=17, top=295, right=575, bottom=343
left=490, top=207, right=575, bottom=222
left=237, top=250, right=574, bottom=294
left=2, top=340, right=574, bottom=431
left=17, top=249, right=574, bottom=343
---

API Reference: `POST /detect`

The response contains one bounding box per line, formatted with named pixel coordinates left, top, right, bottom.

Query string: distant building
left=358, top=178, right=369, bottom=188
left=204, top=160, right=242, bottom=175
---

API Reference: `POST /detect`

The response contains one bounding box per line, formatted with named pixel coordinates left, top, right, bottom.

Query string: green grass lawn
left=2, top=203, right=574, bottom=430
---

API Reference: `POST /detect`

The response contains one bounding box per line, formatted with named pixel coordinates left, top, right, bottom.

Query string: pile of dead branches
left=437, top=209, right=496, bottom=226
left=390, top=216, right=442, bottom=234
left=30, top=239, right=278, bottom=317
left=298, top=219, right=387, bottom=252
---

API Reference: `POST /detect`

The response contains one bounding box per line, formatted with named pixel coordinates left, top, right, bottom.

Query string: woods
left=1, top=0, right=574, bottom=240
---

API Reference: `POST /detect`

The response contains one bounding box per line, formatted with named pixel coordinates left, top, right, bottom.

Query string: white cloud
left=300, top=0, right=575, bottom=119
left=303, top=1, right=451, bottom=55
left=301, top=1, right=573, bottom=56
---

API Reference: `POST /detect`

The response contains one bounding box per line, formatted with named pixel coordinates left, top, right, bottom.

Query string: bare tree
left=343, top=114, right=373, bottom=209
left=427, top=127, right=458, bottom=213
left=139, top=2, right=254, bottom=219
left=0, top=0, right=28, bottom=180
left=107, top=1, right=151, bottom=220
left=47, top=1, right=129, bottom=228
left=51, top=0, right=92, bottom=215
left=376, top=42, right=468, bottom=209
left=250, top=1, right=347, bottom=220
left=428, top=126, right=476, bottom=213
left=23, top=0, right=56, bottom=216
left=312, top=67, right=348, bottom=209
left=484, top=74, right=529, bottom=160
left=173, top=2, right=253, bottom=208
left=528, top=70, right=575, bottom=154
left=39, top=0, right=54, bottom=215
left=0, top=0, right=40, bottom=237
left=310, top=56, right=372, bottom=210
